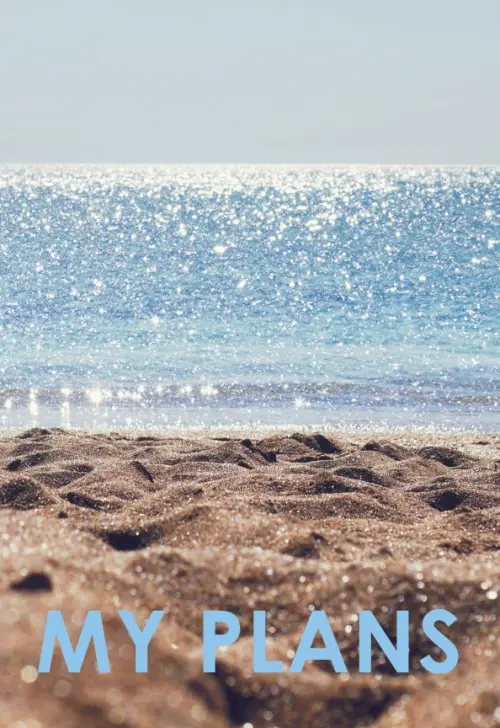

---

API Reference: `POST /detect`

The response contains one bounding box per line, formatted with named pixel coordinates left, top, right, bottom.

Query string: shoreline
left=2, top=425, right=498, bottom=456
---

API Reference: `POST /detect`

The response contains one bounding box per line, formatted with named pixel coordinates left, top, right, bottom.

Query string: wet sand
left=1, top=427, right=500, bottom=728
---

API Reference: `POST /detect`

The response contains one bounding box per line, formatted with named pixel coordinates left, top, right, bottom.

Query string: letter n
left=358, top=610, right=409, bottom=673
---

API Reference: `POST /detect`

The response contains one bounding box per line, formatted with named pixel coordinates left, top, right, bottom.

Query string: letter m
left=38, top=610, right=110, bottom=673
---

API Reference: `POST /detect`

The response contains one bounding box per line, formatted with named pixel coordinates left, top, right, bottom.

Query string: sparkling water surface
left=0, top=165, right=498, bottom=431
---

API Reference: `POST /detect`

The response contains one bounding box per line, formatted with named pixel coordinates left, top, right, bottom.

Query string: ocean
left=0, top=165, right=498, bottom=431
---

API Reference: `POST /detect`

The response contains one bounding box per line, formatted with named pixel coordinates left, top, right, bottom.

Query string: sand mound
left=1, top=428, right=500, bottom=728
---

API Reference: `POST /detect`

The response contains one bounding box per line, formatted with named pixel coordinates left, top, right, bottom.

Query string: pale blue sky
left=0, top=0, right=499, bottom=163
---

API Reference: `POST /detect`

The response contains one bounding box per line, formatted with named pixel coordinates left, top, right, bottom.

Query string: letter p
left=203, top=611, right=240, bottom=673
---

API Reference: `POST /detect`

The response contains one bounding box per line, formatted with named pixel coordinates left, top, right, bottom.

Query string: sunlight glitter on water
left=0, top=165, right=498, bottom=431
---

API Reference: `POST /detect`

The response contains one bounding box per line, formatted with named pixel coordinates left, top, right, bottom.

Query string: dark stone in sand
left=65, top=491, right=110, bottom=511
left=418, top=446, right=472, bottom=468
left=240, top=439, right=277, bottom=463
left=429, top=489, right=467, bottom=511
left=16, top=427, right=53, bottom=439
left=101, top=525, right=165, bottom=551
left=362, top=440, right=412, bottom=460
left=291, top=432, right=343, bottom=454
left=11, top=572, right=53, bottom=592
left=6, top=450, right=52, bottom=472
left=0, top=477, right=55, bottom=509
left=132, top=459, right=155, bottom=482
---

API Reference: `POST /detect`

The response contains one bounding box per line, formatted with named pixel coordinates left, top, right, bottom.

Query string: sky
left=0, top=0, right=499, bottom=164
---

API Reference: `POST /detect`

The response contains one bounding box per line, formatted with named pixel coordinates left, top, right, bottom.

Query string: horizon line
left=1, top=162, right=500, bottom=168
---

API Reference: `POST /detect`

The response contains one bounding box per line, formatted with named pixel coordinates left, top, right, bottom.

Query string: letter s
left=420, top=609, right=458, bottom=675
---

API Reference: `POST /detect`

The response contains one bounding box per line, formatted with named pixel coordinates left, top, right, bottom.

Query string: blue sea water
left=0, top=165, right=498, bottom=431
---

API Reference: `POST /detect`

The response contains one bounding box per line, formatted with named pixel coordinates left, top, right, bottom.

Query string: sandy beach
left=1, top=426, right=500, bottom=727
